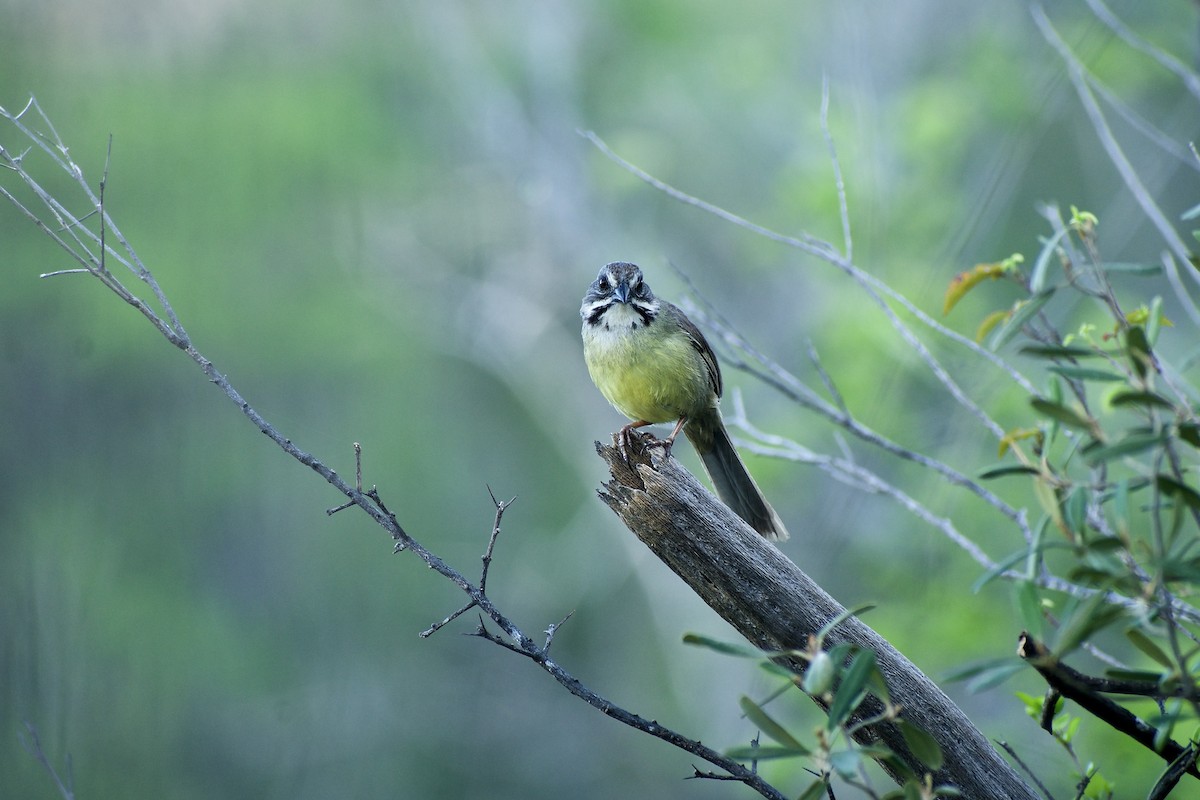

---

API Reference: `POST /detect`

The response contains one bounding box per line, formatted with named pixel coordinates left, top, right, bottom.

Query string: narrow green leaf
left=942, top=656, right=1016, bottom=683
left=1084, top=536, right=1126, bottom=553
left=1016, top=581, right=1044, bottom=638
left=1099, top=262, right=1163, bottom=276
left=1109, top=390, right=1173, bottom=410
left=725, top=744, right=809, bottom=761
left=1062, top=487, right=1087, bottom=538
left=682, top=633, right=762, bottom=659
left=1018, top=344, right=1101, bottom=359
left=1147, top=296, right=1164, bottom=345
left=897, top=719, right=944, bottom=770
left=739, top=696, right=807, bottom=751
left=1030, top=229, right=1070, bottom=293
left=966, top=660, right=1026, bottom=693
left=826, top=650, right=876, bottom=730
left=817, top=603, right=876, bottom=642
left=1054, top=592, right=1125, bottom=656
left=972, top=546, right=1034, bottom=593
left=797, top=780, right=829, bottom=800
left=1182, top=203, right=1200, bottom=221
left=1113, top=478, right=1130, bottom=536
left=1125, top=326, right=1153, bottom=379
left=969, top=534, right=1075, bottom=592
left=1046, top=365, right=1126, bottom=382
left=1104, top=668, right=1167, bottom=683
left=978, top=464, right=1040, bottom=480
left=1030, top=397, right=1094, bottom=431
left=989, top=288, right=1056, bottom=351
left=1157, top=475, right=1200, bottom=511
left=1178, top=422, right=1200, bottom=450
left=829, top=749, right=862, bottom=779
left=1081, top=430, right=1166, bottom=466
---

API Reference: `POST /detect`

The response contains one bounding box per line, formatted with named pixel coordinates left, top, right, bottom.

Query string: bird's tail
left=686, top=412, right=788, bottom=541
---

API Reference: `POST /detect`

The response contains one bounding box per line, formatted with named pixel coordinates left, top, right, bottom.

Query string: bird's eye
left=597, top=276, right=611, bottom=292
left=633, top=280, right=646, bottom=296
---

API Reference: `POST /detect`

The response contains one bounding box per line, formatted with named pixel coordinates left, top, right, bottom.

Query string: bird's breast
left=583, top=318, right=712, bottom=424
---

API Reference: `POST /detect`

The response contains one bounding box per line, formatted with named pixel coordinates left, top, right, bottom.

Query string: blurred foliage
left=941, top=201, right=1200, bottom=797
left=3, top=1, right=1199, bottom=798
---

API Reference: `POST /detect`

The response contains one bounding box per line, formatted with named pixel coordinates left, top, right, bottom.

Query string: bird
left=580, top=261, right=788, bottom=541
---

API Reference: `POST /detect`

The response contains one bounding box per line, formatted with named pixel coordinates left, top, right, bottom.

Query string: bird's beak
left=614, top=279, right=631, bottom=304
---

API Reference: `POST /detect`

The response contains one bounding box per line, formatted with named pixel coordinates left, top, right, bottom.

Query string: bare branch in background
left=1032, top=4, right=1200, bottom=325
left=0, top=99, right=789, bottom=800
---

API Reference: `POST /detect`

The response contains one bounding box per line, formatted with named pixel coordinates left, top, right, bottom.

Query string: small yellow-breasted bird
left=580, top=262, right=788, bottom=541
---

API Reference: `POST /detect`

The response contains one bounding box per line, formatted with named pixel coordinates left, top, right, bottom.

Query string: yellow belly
left=583, top=319, right=712, bottom=424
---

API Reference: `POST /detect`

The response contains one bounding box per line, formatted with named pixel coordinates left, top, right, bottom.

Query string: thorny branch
left=0, top=98, right=787, bottom=800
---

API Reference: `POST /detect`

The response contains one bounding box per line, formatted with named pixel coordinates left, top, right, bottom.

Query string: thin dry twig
left=580, top=129, right=1037, bottom=411
left=1, top=98, right=789, bottom=800
left=20, top=722, right=74, bottom=800
left=1081, top=0, right=1200, bottom=102
left=1031, top=5, right=1200, bottom=324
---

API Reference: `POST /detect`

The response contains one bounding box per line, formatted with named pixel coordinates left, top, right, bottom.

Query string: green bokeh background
left=3, top=1, right=1198, bottom=797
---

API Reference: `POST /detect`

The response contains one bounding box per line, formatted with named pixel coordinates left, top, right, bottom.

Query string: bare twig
left=420, top=486, right=516, bottom=638
left=997, top=740, right=1057, bottom=800
left=580, top=129, right=1037, bottom=410
left=480, top=485, right=515, bottom=595
left=687, top=301, right=1034, bottom=541
left=20, top=722, right=74, bottom=800
left=820, top=73, right=852, bottom=263
left=1, top=100, right=789, bottom=800
left=1031, top=5, right=1200, bottom=325
left=1081, top=0, right=1200, bottom=102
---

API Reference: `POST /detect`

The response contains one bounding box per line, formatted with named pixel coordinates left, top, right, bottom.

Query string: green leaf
left=1054, top=592, right=1125, bottom=656
left=971, top=543, right=1043, bottom=593
left=1178, top=422, right=1200, bottom=450
left=1109, top=390, right=1173, bottom=410
left=797, top=780, right=829, bottom=800
left=1125, top=326, right=1153, bottom=379
left=1062, top=487, right=1087, bottom=539
left=897, top=719, right=944, bottom=770
left=803, top=651, right=835, bottom=696
left=829, top=748, right=862, bottom=779
left=1147, top=295, right=1164, bottom=345
left=817, top=603, right=876, bottom=642
left=1157, top=475, right=1200, bottom=511
left=1029, top=229, right=1070, bottom=293
left=725, top=744, right=809, bottom=761
left=738, top=696, right=807, bottom=752
left=978, top=464, right=1040, bottom=480
left=1099, top=262, right=1163, bottom=276
left=826, top=649, right=876, bottom=730
left=1081, top=430, right=1167, bottom=466
left=682, top=633, right=763, bottom=658
left=1104, top=668, right=1167, bottom=683
left=1046, top=365, right=1126, bottom=382
left=1016, top=580, right=1044, bottom=638
left=966, top=660, right=1026, bottom=693
left=1030, top=397, right=1095, bottom=431
left=989, top=288, right=1056, bottom=351
left=1018, top=344, right=1102, bottom=359
left=1112, top=478, right=1130, bottom=536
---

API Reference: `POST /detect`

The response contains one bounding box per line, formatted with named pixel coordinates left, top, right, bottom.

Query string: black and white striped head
left=580, top=262, right=660, bottom=330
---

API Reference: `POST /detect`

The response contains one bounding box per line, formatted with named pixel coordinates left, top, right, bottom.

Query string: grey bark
left=596, top=437, right=1038, bottom=800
